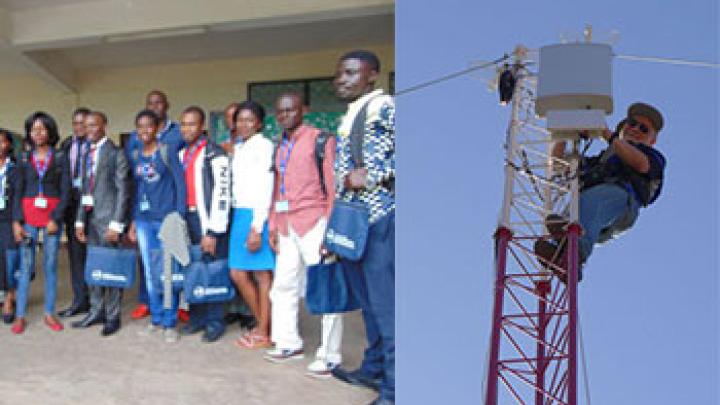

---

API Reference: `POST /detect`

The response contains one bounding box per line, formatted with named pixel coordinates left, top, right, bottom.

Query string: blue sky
left=396, top=1, right=718, bottom=404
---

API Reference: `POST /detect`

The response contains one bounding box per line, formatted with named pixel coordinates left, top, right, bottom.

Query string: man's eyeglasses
left=625, top=117, right=650, bottom=134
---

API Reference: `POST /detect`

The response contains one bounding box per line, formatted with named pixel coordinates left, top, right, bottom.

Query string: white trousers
left=270, top=218, right=343, bottom=363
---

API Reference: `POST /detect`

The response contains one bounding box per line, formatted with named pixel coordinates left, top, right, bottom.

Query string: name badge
left=0, top=199, right=5, bottom=210
left=140, top=201, right=151, bottom=212
left=275, top=200, right=289, bottom=213
left=35, top=197, right=48, bottom=209
left=73, top=178, right=82, bottom=189
left=81, top=195, right=94, bottom=207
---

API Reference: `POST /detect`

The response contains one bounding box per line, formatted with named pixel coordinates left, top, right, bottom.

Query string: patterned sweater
left=335, top=89, right=395, bottom=224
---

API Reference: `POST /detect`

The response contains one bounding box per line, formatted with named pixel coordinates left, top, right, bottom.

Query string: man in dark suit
left=58, top=107, right=92, bottom=317
left=72, top=111, right=131, bottom=336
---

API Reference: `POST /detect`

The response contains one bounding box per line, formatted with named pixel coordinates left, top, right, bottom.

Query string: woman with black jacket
left=0, top=129, right=18, bottom=324
left=11, top=112, right=71, bottom=334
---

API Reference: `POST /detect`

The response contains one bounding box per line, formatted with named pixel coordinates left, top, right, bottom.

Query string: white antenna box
left=536, top=43, right=613, bottom=139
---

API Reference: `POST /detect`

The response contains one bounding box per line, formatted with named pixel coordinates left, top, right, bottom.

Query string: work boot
left=545, top=214, right=568, bottom=240
left=533, top=239, right=583, bottom=284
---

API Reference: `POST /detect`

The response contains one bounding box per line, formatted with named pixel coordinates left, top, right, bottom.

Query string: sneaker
left=263, top=347, right=304, bottom=363
left=138, top=323, right=160, bottom=337
left=131, top=304, right=150, bottom=320
left=306, top=359, right=339, bottom=379
left=164, top=327, right=180, bottom=343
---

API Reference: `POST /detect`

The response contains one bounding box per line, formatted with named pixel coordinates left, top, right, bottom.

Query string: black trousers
left=64, top=198, right=88, bottom=306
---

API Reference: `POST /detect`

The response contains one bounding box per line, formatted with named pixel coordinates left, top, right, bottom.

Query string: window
left=247, top=77, right=346, bottom=141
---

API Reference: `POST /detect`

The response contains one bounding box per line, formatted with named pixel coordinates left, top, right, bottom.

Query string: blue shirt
left=583, top=142, right=666, bottom=206
left=131, top=146, right=186, bottom=222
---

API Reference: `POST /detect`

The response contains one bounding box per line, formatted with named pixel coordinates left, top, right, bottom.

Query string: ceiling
left=0, top=0, right=101, bottom=11
left=31, top=13, right=393, bottom=70
left=0, top=1, right=394, bottom=93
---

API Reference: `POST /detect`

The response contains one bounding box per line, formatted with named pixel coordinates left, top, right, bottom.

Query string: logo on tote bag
left=193, top=286, right=230, bottom=298
left=91, top=269, right=128, bottom=283
left=325, top=229, right=356, bottom=250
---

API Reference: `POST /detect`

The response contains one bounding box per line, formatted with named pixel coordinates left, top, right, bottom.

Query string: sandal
left=234, top=331, right=272, bottom=349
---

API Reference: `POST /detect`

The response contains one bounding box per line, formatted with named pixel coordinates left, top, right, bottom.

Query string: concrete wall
left=0, top=43, right=394, bottom=140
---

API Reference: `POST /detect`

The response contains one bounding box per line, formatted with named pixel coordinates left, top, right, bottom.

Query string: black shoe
left=223, top=312, right=241, bottom=325
left=180, top=323, right=204, bottom=336
left=101, top=320, right=121, bottom=337
left=3, top=312, right=15, bottom=324
left=368, top=397, right=395, bottom=405
left=71, top=313, right=104, bottom=328
left=59, top=303, right=90, bottom=318
left=201, top=327, right=225, bottom=343
left=238, top=314, right=257, bottom=330
left=331, top=367, right=381, bottom=392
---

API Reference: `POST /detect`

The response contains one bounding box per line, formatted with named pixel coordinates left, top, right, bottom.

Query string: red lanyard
left=183, top=138, right=207, bottom=171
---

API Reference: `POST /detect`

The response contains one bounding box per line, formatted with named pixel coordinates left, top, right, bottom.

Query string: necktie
left=72, top=138, right=80, bottom=179
left=88, top=145, right=97, bottom=192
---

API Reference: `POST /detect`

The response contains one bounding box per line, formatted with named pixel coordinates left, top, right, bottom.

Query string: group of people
left=0, top=50, right=396, bottom=405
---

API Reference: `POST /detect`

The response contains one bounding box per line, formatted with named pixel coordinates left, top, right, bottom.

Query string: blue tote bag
left=324, top=200, right=369, bottom=261
left=306, top=257, right=359, bottom=315
left=84, top=246, right=137, bottom=289
left=183, top=245, right=235, bottom=304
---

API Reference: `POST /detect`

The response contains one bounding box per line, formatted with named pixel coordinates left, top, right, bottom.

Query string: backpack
left=348, top=95, right=394, bottom=192
left=131, top=143, right=170, bottom=168
left=269, top=94, right=393, bottom=196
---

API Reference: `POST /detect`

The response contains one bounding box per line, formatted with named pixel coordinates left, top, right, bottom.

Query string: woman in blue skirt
left=229, top=101, right=276, bottom=349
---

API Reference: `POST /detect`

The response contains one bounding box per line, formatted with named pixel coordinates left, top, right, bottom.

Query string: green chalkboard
left=209, top=111, right=344, bottom=144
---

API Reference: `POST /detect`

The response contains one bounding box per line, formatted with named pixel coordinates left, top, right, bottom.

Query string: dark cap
left=627, top=102, right=663, bottom=133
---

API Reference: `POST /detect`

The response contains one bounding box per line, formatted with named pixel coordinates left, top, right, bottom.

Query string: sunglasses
left=625, top=117, right=650, bottom=134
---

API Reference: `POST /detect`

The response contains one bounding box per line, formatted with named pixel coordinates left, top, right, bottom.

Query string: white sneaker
left=263, top=347, right=304, bottom=363
left=306, top=359, right=340, bottom=379
left=164, top=327, right=179, bottom=343
left=138, top=323, right=159, bottom=337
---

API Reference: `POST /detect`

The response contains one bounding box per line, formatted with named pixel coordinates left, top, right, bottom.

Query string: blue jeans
left=16, top=224, right=62, bottom=317
left=579, top=183, right=640, bottom=262
left=343, top=211, right=395, bottom=401
left=136, top=220, right=179, bottom=328
left=137, top=257, right=148, bottom=305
